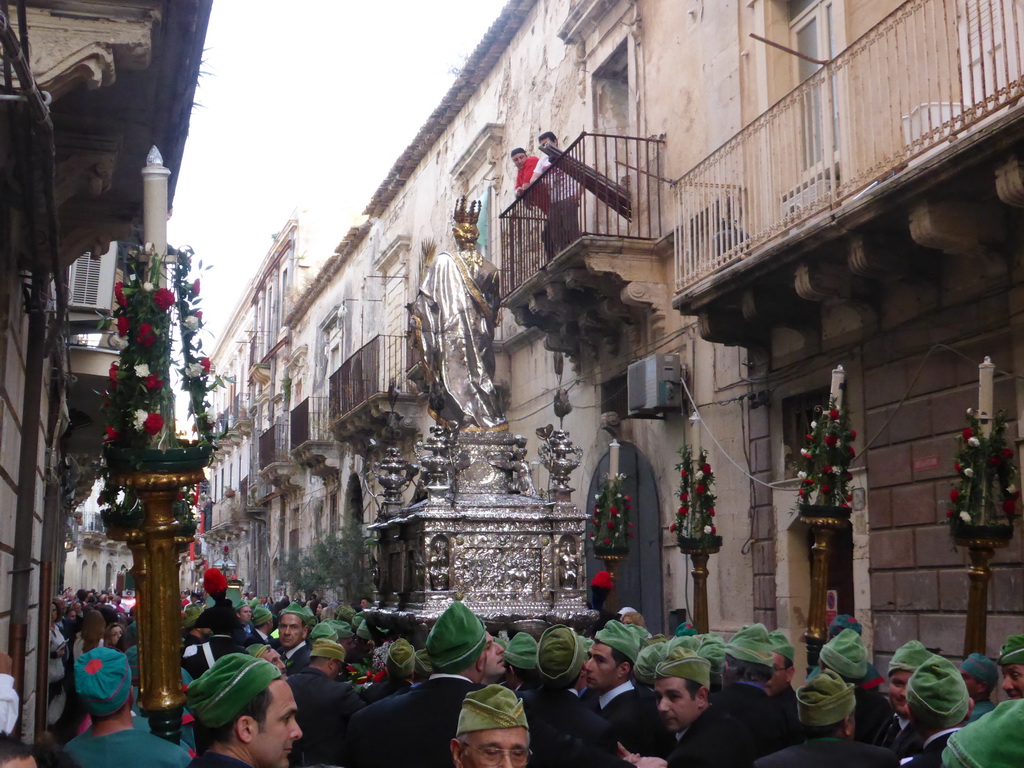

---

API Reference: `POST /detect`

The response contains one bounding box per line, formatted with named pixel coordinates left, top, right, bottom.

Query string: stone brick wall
left=749, top=401, right=777, bottom=627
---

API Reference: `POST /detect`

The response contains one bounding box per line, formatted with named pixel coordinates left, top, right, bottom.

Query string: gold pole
left=804, top=515, right=847, bottom=671
left=958, top=537, right=1008, bottom=656
left=688, top=550, right=715, bottom=634
left=599, top=554, right=626, bottom=613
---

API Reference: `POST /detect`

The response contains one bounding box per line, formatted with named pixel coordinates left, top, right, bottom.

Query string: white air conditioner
left=68, top=243, right=117, bottom=312
left=627, top=353, right=682, bottom=417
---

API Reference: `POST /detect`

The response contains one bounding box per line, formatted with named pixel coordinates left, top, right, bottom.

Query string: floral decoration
left=672, top=445, right=721, bottom=550
left=948, top=410, right=1019, bottom=534
left=590, top=472, right=632, bottom=554
left=793, top=396, right=856, bottom=511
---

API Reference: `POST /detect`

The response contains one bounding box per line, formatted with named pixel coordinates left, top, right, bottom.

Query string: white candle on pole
left=142, top=145, right=171, bottom=262
left=979, top=356, right=995, bottom=436
left=609, top=439, right=620, bottom=477
left=830, top=365, right=846, bottom=409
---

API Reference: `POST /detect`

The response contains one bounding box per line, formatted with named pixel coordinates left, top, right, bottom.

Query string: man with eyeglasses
left=451, top=684, right=531, bottom=768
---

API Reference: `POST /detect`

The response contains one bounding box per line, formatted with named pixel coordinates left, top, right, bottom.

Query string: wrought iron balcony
left=674, top=0, right=1024, bottom=317
left=289, top=397, right=341, bottom=480
left=257, top=417, right=300, bottom=490
left=499, top=132, right=668, bottom=359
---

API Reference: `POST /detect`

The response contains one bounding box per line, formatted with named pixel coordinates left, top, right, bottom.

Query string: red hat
left=203, top=567, right=228, bottom=596
left=591, top=570, right=614, bottom=590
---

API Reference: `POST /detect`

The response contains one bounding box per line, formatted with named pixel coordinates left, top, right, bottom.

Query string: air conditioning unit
left=67, top=243, right=117, bottom=312
left=627, top=353, right=682, bottom=417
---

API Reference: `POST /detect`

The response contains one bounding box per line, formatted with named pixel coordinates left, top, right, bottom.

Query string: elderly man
left=247, top=644, right=286, bottom=674
left=754, top=670, right=897, bottom=768
left=958, top=653, right=998, bottom=722
left=903, top=655, right=971, bottom=768
left=874, top=639, right=931, bottom=759
left=452, top=684, right=531, bottom=768
left=655, top=648, right=755, bottom=767
left=818, top=629, right=891, bottom=743
left=997, top=633, right=1024, bottom=699
left=765, top=630, right=800, bottom=747
left=65, top=648, right=191, bottom=768
left=272, top=603, right=315, bottom=674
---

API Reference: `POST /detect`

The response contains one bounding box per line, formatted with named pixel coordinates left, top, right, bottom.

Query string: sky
left=168, top=0, right=509, bottom=341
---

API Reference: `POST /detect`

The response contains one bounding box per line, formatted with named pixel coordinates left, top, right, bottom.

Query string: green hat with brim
left=908, top=654, right=970, bottom=730
left=337, top=605, right=356, bottom=623
left=942, top=699, right=1024, bottom=768
left=280, top=602, right=316, bottom=629
left=251, top=605, right=272, bottom=626
left=414, top=648, right=433, bottom=678
left=645, top=634, right=668, bottom=647
left=768, top=630, right=795, bottom=663
left=998, top=633, right=1024, bottom=667
left=187, top=653, right=281, bottom=728
left=247, top=644, right=272, bottom=660
left=890, top=640, right=932, bottom=674
left=504, top=633, right=538, bottom=670
left=183, top=603, right=203, bottom=629
left=309, top=623, right=338, bottom=643
left=537, top=625, right=585, bottom=689
left=634, top=642, right=670, bottom=686
left=675, top=622, right=697, bottom=638
left=327, top=620, right=353, bottom=639
left=386, top=638, right=415, bottom=679
left=695, top=634, right=726, bottom=683
left=797, top=668, right=856, bottom=727
left=594, top=620, right=642, bottom=664
left=626, top=624, right=649, bottom=646
left=427, top=601, right=487, bottom=674
left=656, top=647, right=711, bottom=689
left=820, top=628, right=869, bottom=682
left=310, top=638, right=347, bottom=662
left=75, top=648, right=132, bottom=716
left=959, top=653, right=998, bottom=690
left=356, top=622, right=372, bottom=641
left=725, top=624, right=774, bottom=668
left=456, top=684, right=529, bottom=736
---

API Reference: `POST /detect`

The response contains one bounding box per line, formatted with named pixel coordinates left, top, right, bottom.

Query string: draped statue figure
left=411, top=198, right=507, bottom=431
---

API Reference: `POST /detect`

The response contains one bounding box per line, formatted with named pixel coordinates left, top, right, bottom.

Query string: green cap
left=908, top=654, right=970, bottom=730
left=187, top=653, right=281, bottom=728
left=725, top=624, right=774, bottom=668
left=248, top=598, right=260, bottom=608
left=634, top=642, right=670, bottom=685
left=537, top=625, right=585, bottom=689
left=456, top=684, right=529, bottom=736
left=386, top=638, right=415, bottom=679
left=667, top=635, right=699, bottom=653
left=504, top=633, right=538, bottom=670
left=310, top=639, right=347, bottom=662
left=797, top=668, right=856, bottom=727
left=327, top=620, right=354, bottom=640
left=594, top=620, right=642, bottom=663
left=674, top=622, right=697, bottom=638
left=998, top=634, right=1024, bottom=667
left=890, top=640, right=933, bottom=674
left=820, top=628, right=869, bottom=682
left=337, top=605, right=356, bottom=623
left=309, top=622, right=338, bottom=643
left=251, top=605, right=272, bottom=626
left=695, top=634, right=726, bottom=685
left=427, top=601, right=487, bottom=673
left=577, top=635, right=594, bottom=654
left=644, top=634, right=668, bottom=646
left=626, top=624, right=649, bottom=647
left=247, top=644, right=273, bottom=660
left=356, top=621, right=372, bottom=641
left=768, top=630, right=795, bottom=663
left=280, top=602, right=316, bottom=629
left=75, top=648, right=132, bottom=716
left=942, top=699, right=1024, bottom=768
left=656, top=647, right=711, bottom=689
left=414, top=648, right=433, bottom=678
left=183, top=603, right=203, bottom=629
left=959, top=653, right=998, bottom=690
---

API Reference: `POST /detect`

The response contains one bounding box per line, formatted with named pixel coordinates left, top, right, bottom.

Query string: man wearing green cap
left=65, top=648, right=191, bottom=768
left=874, top=639, right=931, bottom=759
left=997, top=632, right=1024, bottom=700
left=583, top=619, right=670, bottom=757
left=271, top=604, right=314, bottom=674
left=286, top=639, right=365, bottom=766
left=186, top=653, right=301, bottom=768
left=362, top=638, right=415, bottom=704
left=655, top=648, right=756, bottom=767
left=714, top=623, right=790, bottom=758
left=503, top=632, right=539, bottom=692
left=958, top=653, right=998, bottom=722
left=765, top=629, right=802, bottom=748
left=244, top=606, right=274, bottom=648
left=451, top=684, right=531, bottom=768
left=755, top=669, right=897, bottom=767
left=902, top=655, right=971, bottom=768
left=941, top=698, right=1024, bottom=767
left=818, top=628, right=892, bottom=744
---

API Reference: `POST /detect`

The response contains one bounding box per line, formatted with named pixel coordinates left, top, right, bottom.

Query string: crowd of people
left=2, top=568, right=1023, bottom=768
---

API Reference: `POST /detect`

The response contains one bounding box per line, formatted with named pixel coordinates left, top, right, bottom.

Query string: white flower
left=185, top=362, right=204, bottom=378
left=109, top=334, right=127, bottom=350
left=184, top=315, right=200, bottom=331
left=968, top=437, right=981, bottom=447
left=959, top=511, right=972, bottom=523
left=1008, top=484, right=1018, bottom=494
left=964, top=468, right=974, bottom=478
left=810, top=421, right=817, bottom=429
left=703, top=525, right=712, bottom=534
left=797, top=471, right=807, bottom=479
left=134, top=363, right=150, bottom=378
left=133, top=409, right=148, bottom=430
left=800, top=449, right=811, bottom=458
left=142, top=282, right=154, bottom=292
left=695, top=470, right=704, bottom=481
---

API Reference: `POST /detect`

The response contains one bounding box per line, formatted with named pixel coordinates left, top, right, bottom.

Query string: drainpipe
left=34, top=475, right=60, bottom=731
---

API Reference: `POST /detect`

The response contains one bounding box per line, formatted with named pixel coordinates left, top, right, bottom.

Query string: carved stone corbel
left=995, top=155, right=1024, bottom=208
left=908, top=199, right=1006, bottom=258
left=794, top=262, right=851, bottom=302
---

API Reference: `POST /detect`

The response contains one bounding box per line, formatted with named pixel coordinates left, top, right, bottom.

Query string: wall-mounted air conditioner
left=627, top=353, right=682, bottom=417
left=68, top=243, right=117, bottom=312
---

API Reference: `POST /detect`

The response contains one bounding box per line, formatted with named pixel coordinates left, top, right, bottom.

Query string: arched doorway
left=105, top=562, right=113, bottom=591
left=585, top=442, right=664, bottom=632
left=345, top=473, right=364, bottom=526
left=80, top=560, right=88, bottom=589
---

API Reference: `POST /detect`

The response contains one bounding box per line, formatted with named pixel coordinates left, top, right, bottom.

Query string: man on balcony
left=531, top=132, right=582, bottom=259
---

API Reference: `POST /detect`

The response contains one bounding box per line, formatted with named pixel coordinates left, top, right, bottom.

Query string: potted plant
left=590, top=472, right=632, bottom=556
left=947, top=410, right=1018, bottom=541
left=672, top=445, right=722, bottom=552
left=793, top=396, right=856, bottom=519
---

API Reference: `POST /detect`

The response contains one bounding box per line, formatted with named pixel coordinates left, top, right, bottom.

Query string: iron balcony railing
left=289, top=397, right=333, bottom=449
left=249, top=331, right=269, bottom=368
left=499, top=132, right=664, bottom=298
left=675, top=0, right=1024, bottom=291
left=258, top=418, right=290, bottom=469
left=328, top=334, right=411, bottom=420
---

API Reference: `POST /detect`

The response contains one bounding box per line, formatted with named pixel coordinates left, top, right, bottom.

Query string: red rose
left=680, top=469, right=688, bottom=478
left=824, top=435, right=838, bottom=447
left=153, top=287, right=176, bottom=312
left=680, top=507, right=689, bottom=515
left=805, top=434, right=814, bottom=441
left=802, top=477, right=813, bottom=485
left=200, top=357, right=212, bottom=372
left=629, top=523, right=635, bottom=528
left=196, top=310, right=203, bottom=321
left=104, top=426, right=119, bottom=442
left=989, top=457, right=1001, bottom=466
left=845, top=471, right=853, bottom=480
left=670, top=523, right=677, bottom=533
left=114, top=281, right=127, bottom=307
left=116, top=316, right=130, bottom=336
left=624, top=495, right=631, bottom=502
left=1003, top=448, right=1014, bottom=458
left=710, top=526, right=716, bottom=535
left=821, top=485, right=832, bottom=495
left=607, top=521, right=615, bottom=530
left=695, top=484, right=706, bottom=494
left=108, top=362, right=119, bottom=383
left=955, top=461, right=961, bottom=471
left=709, top=508, right=716, bottom=517
left=628, top=532, right=635, bottom=539
left=610, top=506, right=618, bottom=514
left=848, top=429, right=857, bottom=440
left=823, top=465, right=833, bottom=474
left=829, top=409, right=839, bottom=420
left=192, top=278, right=201, bottom=295
left=603, top=538, right=611, bottom=544
left=143, top=413, right=164, bottom=435
left=798, top=489, right=806, bottom=498
left=1003, top=499, right=1017, bottom=514
left=950, top=489, right=960, bottom=502
left=144, top=374, right=164, bottom=391
left=963, top=428, right=974, bottom=440
left=680, top=493, right=689, bottom=502
left=847, top=446, right=856, bottom=457
left=137, top=323, right=157, bottom=347
left=701, top=464, right=712, bottom=475
left=946, top=508, right=954, bottom=518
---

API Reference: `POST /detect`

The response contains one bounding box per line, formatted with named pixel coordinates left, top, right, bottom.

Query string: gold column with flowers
left=673, top=444, right=721, bottom=634
left=591, top=440, right=633, bottom=612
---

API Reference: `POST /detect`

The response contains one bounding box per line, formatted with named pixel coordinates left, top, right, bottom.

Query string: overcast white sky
left=168, top=0, right=509, bottom=340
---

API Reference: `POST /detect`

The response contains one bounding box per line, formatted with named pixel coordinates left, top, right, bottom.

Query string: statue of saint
left=412, top=198, right=507, bottom=430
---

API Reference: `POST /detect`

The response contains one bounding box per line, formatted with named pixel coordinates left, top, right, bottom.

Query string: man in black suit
left=818, top=628, right=893, bottom=743
left=755, top=670, right=898, bottom=768
left=765, top=630, right=802, bottom=748
left=711, top=623, right=791, bottom=758
left=902, top=655, right=971, bottom=768
left=521, top=624, right=617, bottom=754
left=582, top=619, right=671, bottom=758
left=271, top=603, right=315, bottom=674
left=655, top=647, right=755, bottom=768
left=242, top=605, right=273, bottom=648
left=361, top=637, right=414, bottom=704
left=286, top=639, right=365, bottom=766
left=874, top=639, right=932, bottom=759
left=182, top=601, right=245, bottom=680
